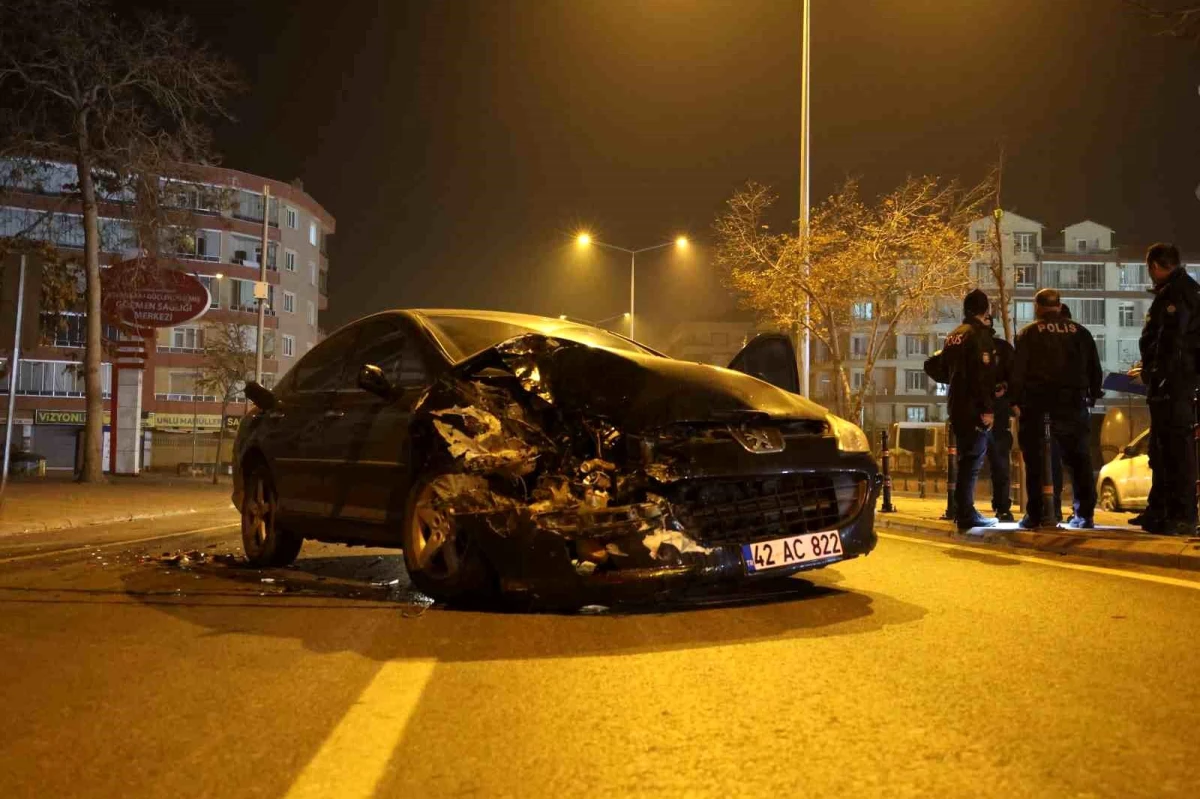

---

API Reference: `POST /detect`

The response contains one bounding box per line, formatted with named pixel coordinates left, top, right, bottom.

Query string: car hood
left=454, top=334, right=830, bottom=432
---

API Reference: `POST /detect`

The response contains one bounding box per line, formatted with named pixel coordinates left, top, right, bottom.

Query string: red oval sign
left=101, top=258, right=210, bottom=336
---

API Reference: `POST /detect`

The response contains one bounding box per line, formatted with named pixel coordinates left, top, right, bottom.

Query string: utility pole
left=2, top=255, right=28, bottom=499
left=799, top=0, right=812, bottom=397
left=255, top=184, right=270, bottom=383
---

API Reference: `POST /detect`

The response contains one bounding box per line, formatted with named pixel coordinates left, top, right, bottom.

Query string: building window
left=817, top=374, right=833, bottom=399
left=171, top=326, right=205, bottom=351
left=285, top=207, right=298, bottom=229
left=282, top=334, right=295, bottom=358
left=851, top=370, right=865, bottom=391
left=1015, top=264, right=1037, bottom=288
left=283, top=291, right=295, bottom=313
left=1118, top=302, right=1137, bottom=327
left=1076, top=238, right=1088, bottom=253
left=198, top=275, right=221, bottom=309
left=309, top=261, right=317, bottom=286
left=1015, top=300, right=1034, bottom=324
left=1014, top=232, right=1037, bottom=254
left=904, top=370, right=927, bottom=392
left=0, top=359, right=111, bottom=398
left=307, top=300, right=316, bottom=326
left=1062, top=298, right=1105, bottom=326
left=1120, top=263, right=1150, bottom=290
left=284, top=249, right=297, bottom=272
left=974, top=263, right=995, bottom=286
left=851, top=302, right=873, bottom=321
left=1094, top=334, right=1107, bottom=362
left=974, top=228, right=988, bottom=243
left=906, top=406, right=928, bottom=422
left=309, top=221, right=318, bottom=247
left=1043, top=263, right=1104, bottom=291
left=1117, top=339, right=1140, bottom=368
left=904, top=334, right=929, bottom=358
left=850, top=334, right=868, bottom=358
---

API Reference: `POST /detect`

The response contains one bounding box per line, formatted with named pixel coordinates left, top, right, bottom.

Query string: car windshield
left=419, top=312, right=660, bottom=363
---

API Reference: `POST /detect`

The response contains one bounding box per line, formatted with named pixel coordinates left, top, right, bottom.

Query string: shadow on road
left=89, top=549, right=929, bottom=662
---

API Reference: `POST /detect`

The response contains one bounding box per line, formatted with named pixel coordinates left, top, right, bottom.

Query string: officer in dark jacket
left=1010, top=288, right=1103, bottom=528
left=927, top=289, right=998, bottom=530
left=1135, top=243, right=1200, bottom=536
left=988, top=332, right=1016, bottom=522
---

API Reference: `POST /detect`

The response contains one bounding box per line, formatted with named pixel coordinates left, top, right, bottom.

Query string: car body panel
left=1097, top=429, right=1150, bottom=510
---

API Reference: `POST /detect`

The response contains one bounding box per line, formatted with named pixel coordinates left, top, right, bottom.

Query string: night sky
left=136, top=0, right=1199, bottom=348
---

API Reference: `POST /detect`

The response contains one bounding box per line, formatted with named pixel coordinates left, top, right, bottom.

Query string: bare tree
left=981, top=155, right=1014, bottom=341
left=1126, top=1, right=1200, bottom=43
left=0, top=0, right=238, bottom=481
left=195, top=323, right=262, bottom=485
left=715, top=175, right=992, bottom=420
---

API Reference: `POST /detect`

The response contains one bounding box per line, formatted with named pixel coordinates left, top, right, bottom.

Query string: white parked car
left=1097, top=430, right=1150, bottom=511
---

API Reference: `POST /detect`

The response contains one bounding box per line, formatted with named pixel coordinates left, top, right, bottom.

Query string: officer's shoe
left=957, top=514, right=998, bottom=531
left=1066, top=515, right=1095, bottom=530
left=996, top=511, right=1016, bottom=523
left=1018, top=516, right=1042, bottom=530
left=1165, top=519, right=1198, bottom=537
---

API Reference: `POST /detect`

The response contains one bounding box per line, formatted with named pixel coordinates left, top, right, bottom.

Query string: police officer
left=1010, top=288, right=1103, bottom=528
left=988, top=331, right=1016, bottom=522
left=928, top=289, right=998, bottom=530
left=1134, top=243, right=1200, bottom=536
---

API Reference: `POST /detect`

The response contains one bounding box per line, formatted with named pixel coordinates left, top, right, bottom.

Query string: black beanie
left=963, top=289, right=990, bottom=317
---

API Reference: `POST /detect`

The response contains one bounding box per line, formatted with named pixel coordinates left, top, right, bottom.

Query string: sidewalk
left=0, top=473, right=235, bottom=536
left=877, top=494, right=1200, bottom=572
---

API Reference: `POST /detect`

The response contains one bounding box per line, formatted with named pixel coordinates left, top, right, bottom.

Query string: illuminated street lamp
left=575, top=233, right=688, bottom=340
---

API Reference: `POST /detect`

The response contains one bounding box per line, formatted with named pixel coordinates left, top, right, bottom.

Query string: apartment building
left=0, top=162, right=333, bottom=471
left=817, top=211, right=1190, bottom=429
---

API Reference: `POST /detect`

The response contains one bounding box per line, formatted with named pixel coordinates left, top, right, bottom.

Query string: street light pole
left=799, top=0, right=812, bottom=398
left=255, top=184, right=270, bottom=384
left=576, top=234, right=687, bottom=342
left=2, top=254, right=28, bottom=498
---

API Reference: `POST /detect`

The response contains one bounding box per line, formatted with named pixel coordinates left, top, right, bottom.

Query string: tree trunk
left=75, top=116, right=105, bottom=483
left=213, top=396, right=228, bottom=485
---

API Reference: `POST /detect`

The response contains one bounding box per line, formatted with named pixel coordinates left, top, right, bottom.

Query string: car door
left=322, top=315, right=433, bottom=535
left=265, top=327, right=359, bottom=531
left=727, top=333, right=801, bottom=394
left=1127, top=432, right=1151, bottom=504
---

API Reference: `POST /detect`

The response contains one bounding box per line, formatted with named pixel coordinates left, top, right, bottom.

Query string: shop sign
left=144, top=412, right=244, bottom=431
left=101, top=258, right=210, bottom=336
left=34, top=409, right=112, bottom=426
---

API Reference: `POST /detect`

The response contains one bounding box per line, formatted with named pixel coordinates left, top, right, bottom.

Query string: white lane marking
left=0, top=523, right=239, bottom=565
left=284, top=659, right=437, bottom=799
left=878, top=531, right=1200, bottom=590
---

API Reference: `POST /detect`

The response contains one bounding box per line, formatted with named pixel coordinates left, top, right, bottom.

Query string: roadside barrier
left=880, top=429, right=896, bottom=513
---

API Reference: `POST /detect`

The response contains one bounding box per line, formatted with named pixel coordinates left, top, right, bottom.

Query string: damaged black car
left=232, top=310, right=881, bottom=605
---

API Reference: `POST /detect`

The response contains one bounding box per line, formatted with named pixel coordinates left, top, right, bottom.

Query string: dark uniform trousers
left=1017, top=404, right=1095, bottom=522
left=987, top=427, right=1012, bottom=515
left=953, top=419, right=989, bottom=524
left=1148, top=392, right=1198, bottom=523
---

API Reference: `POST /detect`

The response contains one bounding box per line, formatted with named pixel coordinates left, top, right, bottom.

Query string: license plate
left=742, top=531, right=843, bottom=572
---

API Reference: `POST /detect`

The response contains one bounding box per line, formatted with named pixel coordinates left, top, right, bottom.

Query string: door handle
left=324, top=409, right=345, bottom=419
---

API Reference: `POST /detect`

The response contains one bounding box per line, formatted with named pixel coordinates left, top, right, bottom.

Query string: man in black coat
left=1134, top=243, right=1200, bottom=536
left=1010, top=289, right=1103, bottom=528
left=925, top=289, right=998, bottom=530
left=988, top=332, right=1016, bottom=522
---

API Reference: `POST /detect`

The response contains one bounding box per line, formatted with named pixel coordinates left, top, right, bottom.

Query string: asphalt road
left=1, top=509, right=1199, bottom=798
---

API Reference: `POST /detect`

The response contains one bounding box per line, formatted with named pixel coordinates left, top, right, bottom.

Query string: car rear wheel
left=1099, top=480, right=1121, bottom=512
left=242, top=463, right=303, bottom=567
left=402, top=473, right=494, bottom=601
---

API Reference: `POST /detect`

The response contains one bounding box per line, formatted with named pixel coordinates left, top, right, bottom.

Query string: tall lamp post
left=575, top=233, right=688, bottom=340
left=799, top=0, right=812, bottom=398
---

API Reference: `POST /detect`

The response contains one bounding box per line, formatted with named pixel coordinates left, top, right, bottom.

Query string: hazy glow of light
left=214, top=272, right=224, bottom=279
left=675, top=236, right=689, bottom=248
left=576, top=232, right=592, bottom=247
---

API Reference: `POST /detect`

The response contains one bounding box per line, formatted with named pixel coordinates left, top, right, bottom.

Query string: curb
left=0, top=503, right=235, bottom=538
left=876, top=512, right=1200, bottom=572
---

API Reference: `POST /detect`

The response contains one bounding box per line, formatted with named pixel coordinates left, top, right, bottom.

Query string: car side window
left=354, top=319, right=429, bottom=388
left=292, top=328, right=358, bottom=393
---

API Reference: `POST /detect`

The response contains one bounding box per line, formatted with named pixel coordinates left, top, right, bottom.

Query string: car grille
left=666, top=472, right=869, bottom=547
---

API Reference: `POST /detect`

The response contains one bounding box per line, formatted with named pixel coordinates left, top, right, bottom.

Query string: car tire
left=241, top=461, right=303, bottom=567
left=1099, top=480, right=1122, bottom=513
left=401, top=472, right=495, bottom=602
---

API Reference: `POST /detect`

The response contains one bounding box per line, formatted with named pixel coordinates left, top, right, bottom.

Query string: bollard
left=940, top=423, right=957, bottom=521
left=1040, top=412, right=1057, bottom=526
left=880, top=429, right=896, bottom=513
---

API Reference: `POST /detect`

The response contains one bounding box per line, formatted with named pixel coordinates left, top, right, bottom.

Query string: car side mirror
left=244, top=381, right=277, bottom=411
left=358, top=363, right=394, bottom=399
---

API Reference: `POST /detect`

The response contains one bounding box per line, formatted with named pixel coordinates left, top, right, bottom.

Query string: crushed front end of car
left=410, top=334, right=881, bottom=606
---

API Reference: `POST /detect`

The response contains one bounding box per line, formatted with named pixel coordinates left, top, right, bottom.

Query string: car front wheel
left=1098, top=480, right=1121, bottom=513
left=402, top=473, right=494, bottom=601
left=241, top=462, right=303, bottom=567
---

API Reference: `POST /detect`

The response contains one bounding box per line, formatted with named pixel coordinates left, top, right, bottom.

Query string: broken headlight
left=826, top=413, right=870, bottom=453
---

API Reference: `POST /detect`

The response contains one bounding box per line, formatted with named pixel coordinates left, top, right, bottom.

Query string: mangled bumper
left=455, top=456, right=882, bottom=604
